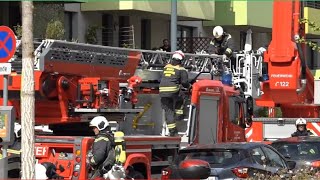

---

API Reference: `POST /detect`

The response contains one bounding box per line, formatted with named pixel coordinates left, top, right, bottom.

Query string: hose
left=296, top=41, right=307, bottom=94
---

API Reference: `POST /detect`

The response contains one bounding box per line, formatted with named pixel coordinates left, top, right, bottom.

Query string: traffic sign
left=0, top=63, right=11, bottom=75
left=0, top=26, right=16, bottom=63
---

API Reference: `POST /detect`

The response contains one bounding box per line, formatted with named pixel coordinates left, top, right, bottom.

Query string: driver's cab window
left=229, top=97, right=242, bottom=126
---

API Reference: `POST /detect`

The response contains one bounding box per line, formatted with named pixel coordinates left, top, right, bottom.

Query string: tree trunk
left=21, top=1, right=35, bottom=179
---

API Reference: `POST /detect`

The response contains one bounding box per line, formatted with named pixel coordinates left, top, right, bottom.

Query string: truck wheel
left=127, top=170, right=144, bottom=179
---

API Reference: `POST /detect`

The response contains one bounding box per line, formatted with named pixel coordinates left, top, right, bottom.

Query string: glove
left=222, top=54, right=228, bottom=62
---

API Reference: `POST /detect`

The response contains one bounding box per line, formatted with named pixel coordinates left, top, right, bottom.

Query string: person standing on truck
left=87, top=116, right=116, bottom=178
left=291, top=118, right=315, bottom=137
left=207, top=26, right=235, bottom=69
left=159, top=50, right=191, bottom=137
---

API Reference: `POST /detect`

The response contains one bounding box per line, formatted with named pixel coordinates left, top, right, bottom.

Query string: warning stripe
left=245, top=127, right=253, bottom=142
left=309, top=122, right=320, bottom=136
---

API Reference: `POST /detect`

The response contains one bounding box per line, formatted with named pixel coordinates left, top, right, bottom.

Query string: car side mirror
left=286, top=160, right=296, bottom=170
left=178, top=159, right=211, bottom=179
left=283, top=154, right=291, bottom=159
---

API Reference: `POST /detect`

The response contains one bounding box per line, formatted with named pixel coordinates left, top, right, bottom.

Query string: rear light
left=161, top=168, right=172, bottom=180
left=76, top=157, right=81, bottom=163
left=232, top=167, right=249, bottom=178
left=311, top=160, right=320, bottom=167
left=73, top=171, right=79, bottom=177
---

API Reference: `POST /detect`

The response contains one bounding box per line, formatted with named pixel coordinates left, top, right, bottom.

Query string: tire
left=127, top=170, right=144, bottom=179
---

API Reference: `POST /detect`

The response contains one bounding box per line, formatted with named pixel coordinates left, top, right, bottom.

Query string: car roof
left=180, top=142, right=267, bottom=152
left=272, top=136, right=320, bottom=143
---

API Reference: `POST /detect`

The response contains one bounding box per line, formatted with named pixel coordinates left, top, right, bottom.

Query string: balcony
left=80, top=1, right=215, bottom=21
left=203, top=1, right=272, bottom=29
left=304, top=7, right=320, bottom=36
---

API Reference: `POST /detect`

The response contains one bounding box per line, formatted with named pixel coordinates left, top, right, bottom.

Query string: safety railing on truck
left=8, top=39, right=227, bottom=74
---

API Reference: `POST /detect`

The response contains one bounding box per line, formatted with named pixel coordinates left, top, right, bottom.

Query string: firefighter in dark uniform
left=291, top=118, right=315, bottom=137
left=159, top=50, right=191, bottom=137
left=88, top=116, right=116, bottom=179
left=207, top=26, right=235, bottom=69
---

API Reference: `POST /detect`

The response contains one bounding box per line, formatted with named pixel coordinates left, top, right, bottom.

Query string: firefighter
left=0, top=122, right=22, bottom=158
left=8, top=122, right=22, bottom=154
left=207, top=26, right=235, bottom=69
left=291, top=118, right=314, bottom=137
left=88, top=116, right=116, bottom=179
left=159, top=50, right=191, bottom=137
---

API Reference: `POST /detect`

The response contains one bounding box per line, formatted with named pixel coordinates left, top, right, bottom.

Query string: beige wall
left=81, top=1, right=215, bottom=21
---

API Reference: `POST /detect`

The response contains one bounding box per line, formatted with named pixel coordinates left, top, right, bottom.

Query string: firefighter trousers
left=160, top=93, right=185, bottom=130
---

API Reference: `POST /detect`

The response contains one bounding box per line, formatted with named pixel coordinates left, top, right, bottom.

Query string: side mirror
left=286, top=160, right=296, bottom=170
left=246, top=96, right=254, bottom=116
left=178, top=159, right=211, bottom=179
left=283, top=154, right=291, bottom=159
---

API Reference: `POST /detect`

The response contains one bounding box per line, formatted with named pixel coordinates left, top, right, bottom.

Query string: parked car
left=162, top=142, right=296, bottom=179
left=271, top=136, right=320, bottom=169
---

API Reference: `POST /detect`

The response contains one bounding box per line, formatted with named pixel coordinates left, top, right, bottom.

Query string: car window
left=250, top=147, right=266, bottom=166
left=179, top=149, right=240, bottom=167
left=261, top=146, right=286, bottom=168
left=272, top=142, right=320, bottom=161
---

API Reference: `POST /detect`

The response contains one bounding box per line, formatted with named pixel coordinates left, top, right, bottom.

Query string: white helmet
left=35, top=163, right=48, bottom=179
left=213, top=26, right=224, bottom=38
left=296, top=118, right=307, bottom=126
left=89, top=116, right=109, bottom=131
left=172, top=50, right=185, bottom=61
left=14, top=122, right=21, bottom=138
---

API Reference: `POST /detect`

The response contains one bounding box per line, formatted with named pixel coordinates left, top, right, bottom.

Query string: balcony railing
left=303, top=1, right=320, bottom=9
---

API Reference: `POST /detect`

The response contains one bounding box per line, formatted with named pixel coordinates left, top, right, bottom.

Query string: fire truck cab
left=186, top=72, right=249, bottom=146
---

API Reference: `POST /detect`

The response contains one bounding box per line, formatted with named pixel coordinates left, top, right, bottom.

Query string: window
left=64, top=12, right=73, bottom=41
left=240, top=31, right=247, bottom=51
left=177, top=25, right=194, bottom=52
left=229, top=97, right=241, bottom=125
left=303, top=1, right=320, bottom=9
left=141, top=19, right=151, bottom=49
left=261, top=146, right=286, bottom=168
left=250, top=147, right=266, bottom=166
left=306, top=40, right=318, bottom=69
left=119, top=16, right=131, bottom=47
left=102, top=14, right=113, bottom=46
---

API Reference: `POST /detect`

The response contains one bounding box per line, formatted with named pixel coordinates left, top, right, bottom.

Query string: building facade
left=1, top=1, right=320, bottom=68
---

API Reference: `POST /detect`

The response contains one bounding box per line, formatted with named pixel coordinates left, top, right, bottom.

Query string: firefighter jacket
left=90, top=132, right=115, bottom=169
left=207, top=33, right=235, bottom=57
left=114, top=131, right=126, bottom=165
left=291, top=129, right=314, bottom=137
left=7, top=139, right=21, bottom=155
left=159, top=64, right=190, bottom=97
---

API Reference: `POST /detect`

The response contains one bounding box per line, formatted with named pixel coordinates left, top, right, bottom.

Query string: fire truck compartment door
left=263, top=124, right=296, bottom=139
left=198, top=95, right=219, bottom=145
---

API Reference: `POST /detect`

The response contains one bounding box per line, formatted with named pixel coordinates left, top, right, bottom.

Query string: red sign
left=35, top=146, right=49, bottom=157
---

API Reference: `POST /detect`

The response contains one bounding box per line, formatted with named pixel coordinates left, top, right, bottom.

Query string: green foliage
left=33, top=2, right=64, bottom=39
left=249, top=166, right=320, bottom=180
left=85, top=25, right=100, bottom=44
left=13, top=24, right=22, bottom=39
left=297, top=18, right=320, bottom=52
left=45, top=20, right=65, bottom=40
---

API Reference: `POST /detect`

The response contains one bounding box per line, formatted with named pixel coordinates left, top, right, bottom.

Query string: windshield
left=178, top=149, right=240, bottom=167
left=272, top=142, right=320, bottom=161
